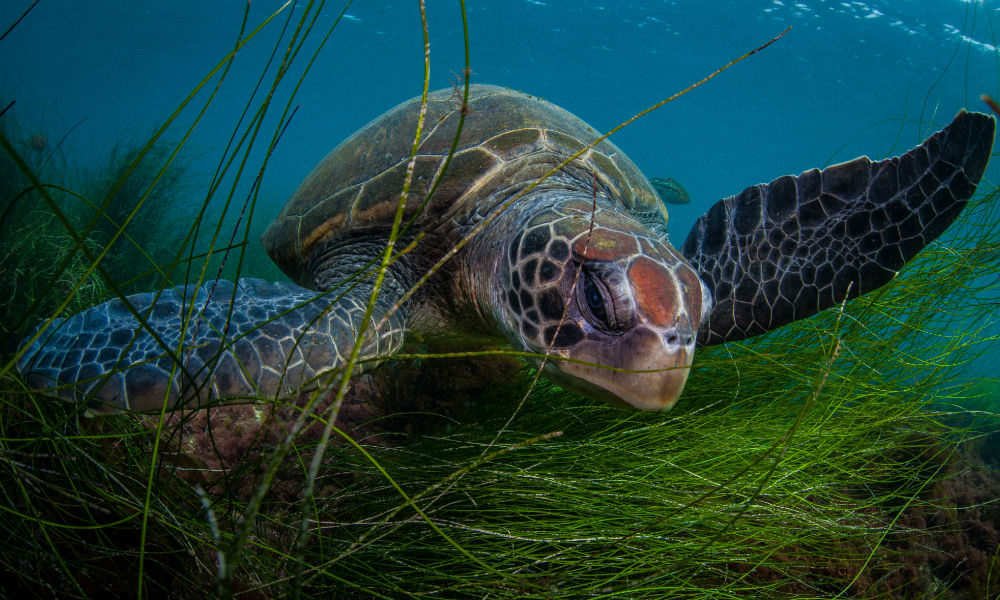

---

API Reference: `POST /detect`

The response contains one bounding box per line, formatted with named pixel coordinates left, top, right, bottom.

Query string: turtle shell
left=262, top=84, right=667, bottom=286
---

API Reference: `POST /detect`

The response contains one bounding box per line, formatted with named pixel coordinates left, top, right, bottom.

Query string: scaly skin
left=683, top=110, right=995, bottom=345
left=470, top=183, right=709, bottom=410
left=18, top=276, right=406, bottom=414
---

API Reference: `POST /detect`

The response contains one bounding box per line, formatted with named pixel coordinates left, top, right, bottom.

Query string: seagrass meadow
left=1, top=1, right=999, bottom=598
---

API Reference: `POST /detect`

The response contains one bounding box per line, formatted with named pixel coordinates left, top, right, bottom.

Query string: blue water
left=3, top=0, right=999, bottom=381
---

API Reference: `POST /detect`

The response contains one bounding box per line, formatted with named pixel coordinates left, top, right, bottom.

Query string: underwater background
left=3, top=0, right=999, bottom=380
left=1, top=1, right=1000, bottom=598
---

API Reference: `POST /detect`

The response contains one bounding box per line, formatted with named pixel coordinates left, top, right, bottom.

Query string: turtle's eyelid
left=577, top=265, right=634, bottom=332
left=581, top=270, right=612, bottom=325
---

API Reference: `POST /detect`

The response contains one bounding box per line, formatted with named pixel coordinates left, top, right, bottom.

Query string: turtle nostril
left=663, top=332, right=694, bottom=347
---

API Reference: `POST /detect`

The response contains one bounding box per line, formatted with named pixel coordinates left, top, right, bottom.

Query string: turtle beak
left=548, top=326, right=694, bottom=410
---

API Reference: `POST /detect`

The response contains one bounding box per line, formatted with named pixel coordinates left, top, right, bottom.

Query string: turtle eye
left=578, top=266, right=629, bottom=332
left=583, top=272, right=610, bottom=325
left=576, top=263, right=636, bottom=333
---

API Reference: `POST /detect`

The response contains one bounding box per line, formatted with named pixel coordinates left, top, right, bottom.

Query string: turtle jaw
left=545, top=326, right=694, bottom=411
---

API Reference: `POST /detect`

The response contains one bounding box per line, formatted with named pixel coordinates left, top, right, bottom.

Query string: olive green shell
left=261, top=84, right=667, bottom=285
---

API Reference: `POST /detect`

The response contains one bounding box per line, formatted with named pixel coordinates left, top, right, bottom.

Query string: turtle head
left=498, top=200, right=712, bottom=410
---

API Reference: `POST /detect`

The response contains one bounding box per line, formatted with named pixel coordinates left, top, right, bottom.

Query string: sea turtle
left=16, top=85, right=995, bottom=413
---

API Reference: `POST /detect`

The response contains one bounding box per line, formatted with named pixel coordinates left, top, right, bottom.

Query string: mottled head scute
left=16, top=84, right=996, bottom=414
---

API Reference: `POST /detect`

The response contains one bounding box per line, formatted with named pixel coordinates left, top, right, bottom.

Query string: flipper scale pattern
left=18, top=278, right=404, bottom=413
left=683, top=110, right=995, bottom=345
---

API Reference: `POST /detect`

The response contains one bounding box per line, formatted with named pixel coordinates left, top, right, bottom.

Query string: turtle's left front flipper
left=17, top=278, right=406, bottom=414
left=682, top=110, right=995, bottom=346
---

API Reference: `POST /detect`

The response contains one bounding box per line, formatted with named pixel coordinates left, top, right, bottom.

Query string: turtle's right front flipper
left=682, top=109, right=995, bottom=346
left=17, top=278, right=406, bottom=414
